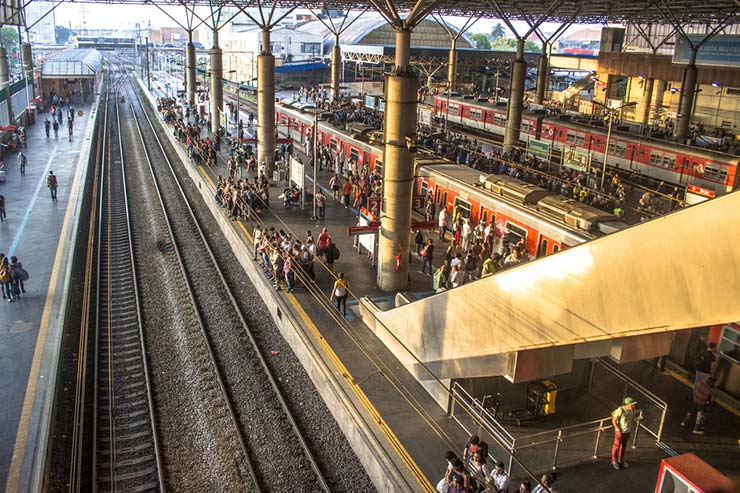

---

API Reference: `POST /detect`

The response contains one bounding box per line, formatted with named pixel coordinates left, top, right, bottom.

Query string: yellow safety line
left=5, top=147, right=86, bottom=493
left=196, top=165, right=433, bottom=492
left=667, top=369, right=740, bottom=419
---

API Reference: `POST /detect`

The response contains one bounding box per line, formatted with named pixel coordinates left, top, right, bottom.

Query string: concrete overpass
left=360, top=191, right=740, bottom=407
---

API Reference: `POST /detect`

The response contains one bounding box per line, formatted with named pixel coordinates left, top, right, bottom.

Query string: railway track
left=124, top=77, right=332, bottom=491
left=93, top=74, right=164, bottom=491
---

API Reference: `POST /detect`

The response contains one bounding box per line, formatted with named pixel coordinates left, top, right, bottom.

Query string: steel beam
left=257, top=29, right=275, bottom=179
left=331, top=34, right=341, bottom=101
left=378, top=28, right=417, bottom=291
left=186, top=31, right=196, bottom=106
left=674, top=48, right=697, bottom=141
left=504, top=38, right=526, bottom=151
left=210, top=28, right=223, bottom=134
left=639, top=77, right=655, bottom=126
left=0, top=47, right=14, bottom=125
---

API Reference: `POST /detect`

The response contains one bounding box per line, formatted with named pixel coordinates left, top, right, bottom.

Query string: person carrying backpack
left=46, top=171, right=58, bottom=201
left=52, top=119, right=59, bottom=138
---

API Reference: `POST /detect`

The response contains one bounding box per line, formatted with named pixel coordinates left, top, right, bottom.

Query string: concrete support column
left=639, top=77, right=655, bottom=126
left=653, top=79, right=667, bottom=122
left=210, top=29, right=223, bottom=134
left=331, top=34, right=341, bottom=102
left=257, top=29, right=276, bottom=178
left=447, top=37, right=457, bottom=92
left=377, top=29, right=417, bottom=292
left=186, top=31, right=196, bottom=107
left=21, top=43, right=33, bottom=91
left=0, top=47, right=14, bottom=125
left=504, top=39, right=526, bottom=151
left=675, top=48, right=698, bottom=141
left=535, top=45, right=548, bottom=105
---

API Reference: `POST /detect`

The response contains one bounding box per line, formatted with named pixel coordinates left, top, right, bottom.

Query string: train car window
left=718, top=325, right=740, bottom=364
left=453, top=197, right=472, bottom=219
left=330, top=138, right=338, bottom=151
left=521, top=121, right=534, bottom=133
left=505, top=223, right=527, bottom=247
left=470, top=109, right=482, bottom=121
left=480, top=209, right=488, bottom=224
left=374, top=160, right=383, bottom=176
left=280, top=115, right=288, bottom=125
left=420, top=180, right=430, bottom=197
left=663, top=156, right=676, bottom=169
left=704, top=165, right=727, bottom=181
left=537, top=238, right=549, bottom=258
left=350, top=148, right=360, bottom=163
left=435, top=188, right=443, bottom=205
left=650, top=152, right=662, bottom=166
left=449, top=104, right=460, bottom=116
left=552, top=244, right=560, bottom=254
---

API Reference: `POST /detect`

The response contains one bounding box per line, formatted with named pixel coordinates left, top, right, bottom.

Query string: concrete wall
left=137, top=79, right=423, bottom=492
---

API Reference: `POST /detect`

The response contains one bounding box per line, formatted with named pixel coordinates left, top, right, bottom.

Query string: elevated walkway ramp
left=360, top=191, right=740, bottom=390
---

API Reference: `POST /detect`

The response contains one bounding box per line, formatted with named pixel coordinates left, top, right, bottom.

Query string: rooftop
left=41, top=49, right=102, bottom=78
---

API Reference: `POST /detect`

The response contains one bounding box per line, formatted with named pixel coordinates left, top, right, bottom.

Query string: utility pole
left=145, top=36, right=151, bottom=90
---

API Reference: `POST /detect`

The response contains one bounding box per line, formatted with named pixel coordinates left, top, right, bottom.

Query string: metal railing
left=588, top=357, right=668, bottom=444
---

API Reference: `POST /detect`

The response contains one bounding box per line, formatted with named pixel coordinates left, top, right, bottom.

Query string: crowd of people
left=436, top=435, right=559, bottom=493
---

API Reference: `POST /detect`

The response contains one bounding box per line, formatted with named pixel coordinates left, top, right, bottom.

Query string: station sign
left=347, top=220, right=437, bottom=236
left=674, top=35, right=740, bottom=68
left=527, top=140, right=550, bottom=161
left=367, top=196, right=381, bottom=214
left=562, top=146, right=591, bottom=172
left=411, top=194, right=425, bottom=209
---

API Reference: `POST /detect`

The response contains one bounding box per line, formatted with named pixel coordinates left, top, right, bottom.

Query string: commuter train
left=427, top=95, right=740, bottom=195
left=274, top=101, right=627, bottom=258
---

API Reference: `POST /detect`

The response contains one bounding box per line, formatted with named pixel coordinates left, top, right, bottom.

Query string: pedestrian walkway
left=0, top=102, right=97, bottom=489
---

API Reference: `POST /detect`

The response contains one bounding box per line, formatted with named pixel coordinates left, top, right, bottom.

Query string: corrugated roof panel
left=41, top=49, right=102, bottom=78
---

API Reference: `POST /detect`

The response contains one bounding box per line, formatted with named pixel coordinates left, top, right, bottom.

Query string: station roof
left=34, top=0, right=740, bottom=26
left=41, top=49, right=102, bottom=79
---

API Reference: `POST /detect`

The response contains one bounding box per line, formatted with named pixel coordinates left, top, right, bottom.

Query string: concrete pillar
left=639, top=77, right=655, bottom=126
left=535, top=44, right=548, bottom=105
left=330, top=34, right=341, bottom=101
left=0, top=47, right=14, bottom=125
left=675, top=48, right=698, bottom=141
left=448, top=37, right=457, bottom=92
left=504, top=39, right=526, bottom=151
left=377, top=29, right=417, bottom=292
left=21, top=43, right=33, bottom=92
left=210, top=29, right=223, bottom=134
left=186, top=31, right=196, bottom=107
left=481, top=74, right=488, bottom=95
left=653, top=79, right=667, bottom=123
left=257, top=29, right=276, bottom=178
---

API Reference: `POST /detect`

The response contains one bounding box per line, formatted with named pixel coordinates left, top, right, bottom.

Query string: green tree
left=491, top=37, right=541, bottom=52
left=470, top=33, right=491, bottom=50
left=490, top=22, right=506, bottom=41
left=55, top=25, right=75, bottom=45
left=1, top=26, right=18, bottom=55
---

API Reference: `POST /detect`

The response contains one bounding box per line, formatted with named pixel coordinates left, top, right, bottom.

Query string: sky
left=50, top=4, right=608, bottom=40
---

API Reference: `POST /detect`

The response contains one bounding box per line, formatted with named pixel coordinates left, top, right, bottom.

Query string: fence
left=588, top=357, right=668, bottom=444
left=449, top=358, right=669, bottom=478
left=0, top=77, right=34, bottom=126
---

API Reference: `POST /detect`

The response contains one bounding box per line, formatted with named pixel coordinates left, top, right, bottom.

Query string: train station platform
left=144, top=81, right=740, bottom=491
left=0, top=102, right=99, bottom=490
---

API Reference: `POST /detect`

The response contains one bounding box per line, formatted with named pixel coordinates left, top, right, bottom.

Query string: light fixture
left=712, top=81, right=721, bottom=88
left=670, top=87, right=679, bottom=93
left=638, top=74, right=645, bottom=80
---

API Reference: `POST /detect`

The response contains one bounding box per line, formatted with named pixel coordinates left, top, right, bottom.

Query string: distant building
left=25, top=1, right=56, bottom=44
left=150, top=27, right=199, bottom=47
left=558, top=27, right=601, bottom=56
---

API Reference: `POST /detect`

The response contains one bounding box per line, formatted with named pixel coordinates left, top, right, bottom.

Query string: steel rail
left=92, top=65, right=165, bottom=492
left=130, top=80, right=331, bottom=492
left=122, top=77, right=262, bottom=492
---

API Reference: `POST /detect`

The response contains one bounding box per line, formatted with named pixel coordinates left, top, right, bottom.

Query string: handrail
left=513, top=417, right=611, bottom=443
left=594, top=358, right=667, bottom=409
left=513, top=419, right=611, bottom=450
left=451, top=382, right=516, bottom=446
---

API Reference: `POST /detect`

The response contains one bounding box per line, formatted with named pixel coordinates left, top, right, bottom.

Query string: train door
left=436, top=188, right=448, bottom=210
left=536, top=236, right=549, bottom=258
left=505, top=223, right=528, bottom=250
left=453, top=197, right=472, bottom=220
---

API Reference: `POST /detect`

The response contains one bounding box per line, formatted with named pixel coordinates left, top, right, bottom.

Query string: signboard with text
left=562, top=146, right=591, bottom=172
left=674, top=35, right=740, bottom=68
left=527, top=140, right=550, bottom=161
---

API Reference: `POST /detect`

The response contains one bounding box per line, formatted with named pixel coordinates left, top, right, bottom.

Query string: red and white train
left=274, top=100, right=627, bottom=259
left=429, top=94, right=740, bottom=195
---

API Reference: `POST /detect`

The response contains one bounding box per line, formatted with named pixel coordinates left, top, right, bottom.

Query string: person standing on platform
left=44, top=118, right=51, bottom=138
left=329, top=174, right=340, bottom=200
left=67, top=117, right=74, bottom=141
left=438, top=208, right=450, bottom=242
left=611, top=397, right=638, bottom=470
left=9, top=256, right=26, bottom=298
left=0, top=194, right=6, bottom=222
left=47, top=171, right=58, bottom=202
left=681, top=375, right=716, bottom=435
left=421, top=238, right=435, bottom=275
left=0, top=254, right=14, bottom=302
left=315, top=189, right=326, bottom=221
left=57, top=108, right=63, bottom=126
left=52, top=119, right=59, bottom=139
left=341, top=179, right=351, bottom=208
left=17, top=152, right=27, bottom=176
left=330, top=272, right=349, bottom=317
